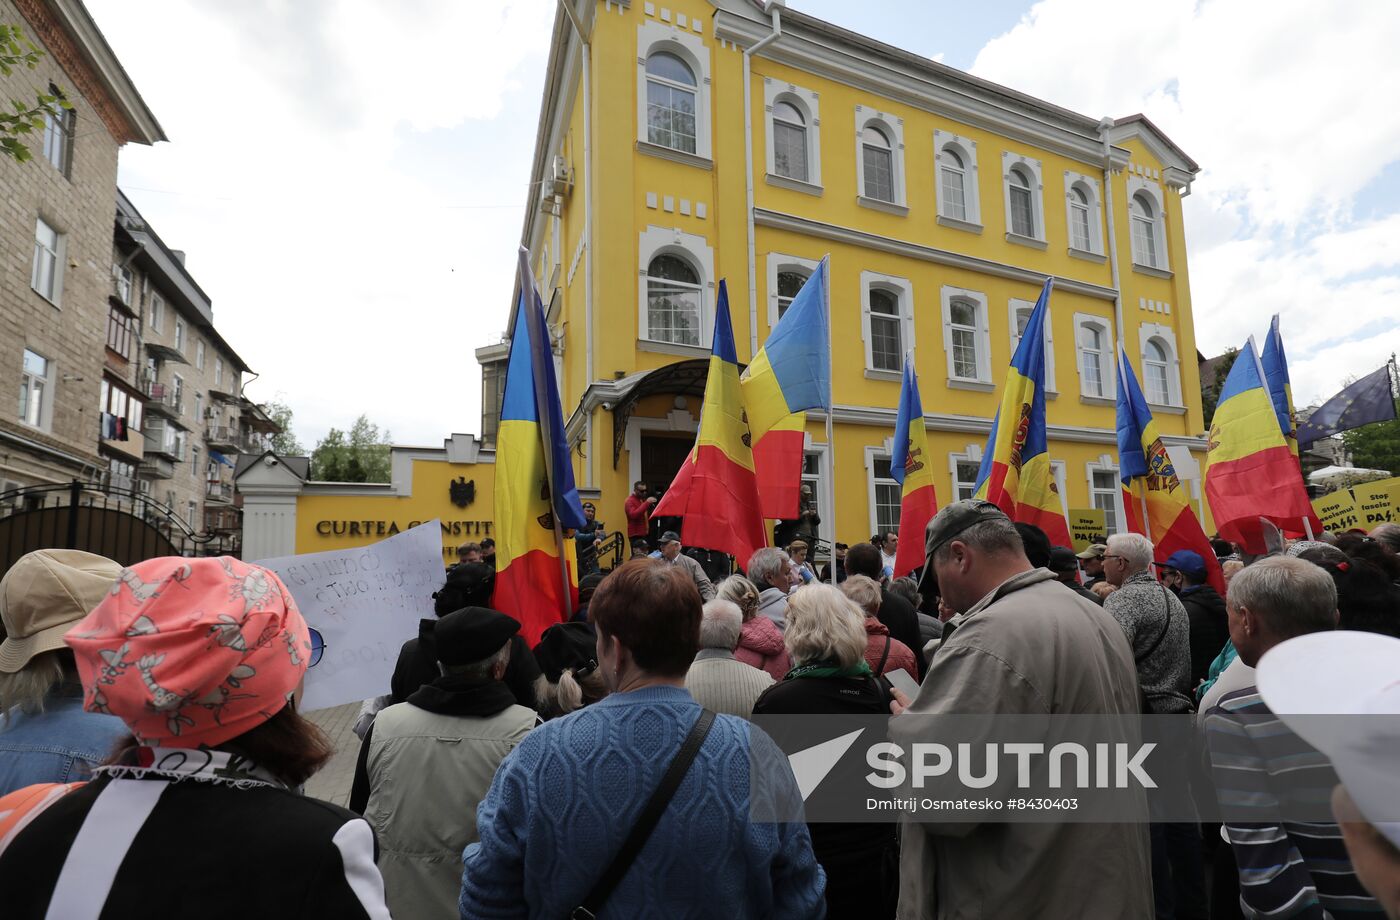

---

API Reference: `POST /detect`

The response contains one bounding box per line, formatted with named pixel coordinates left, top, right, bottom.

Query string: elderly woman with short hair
left=684, top=599, right=775, bottom=717
left=461, top=558, right=824, bottom=919
left=752, top=583, right=898, bottom=919
left=719, top=575, right=791, bottom=681
left=840, top=575, right=918, bottom=678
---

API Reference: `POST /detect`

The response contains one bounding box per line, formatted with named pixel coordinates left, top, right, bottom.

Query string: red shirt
left=624, top=495, right=650, bottom=538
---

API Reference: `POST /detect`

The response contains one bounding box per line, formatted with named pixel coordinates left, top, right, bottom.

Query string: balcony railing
left=205, top=425, right=240, bottom=451
left=205, top=480, right=234, bottom=503
left=138, top=456, right=175, bottom=479
left=142, top=381, right=184, bottom=418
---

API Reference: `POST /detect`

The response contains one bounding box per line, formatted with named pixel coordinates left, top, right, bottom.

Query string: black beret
left=434, top=606, right=519, bottom=666
left=533, top=622, right=598, bottom=682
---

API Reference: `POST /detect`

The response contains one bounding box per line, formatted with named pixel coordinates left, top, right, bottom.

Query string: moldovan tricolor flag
left=973, top=279, right=1071, bottom=547
left=653, top=281, right=767, bottom=565
left=1260, top=314, right=1300, bottom=458
left=891, top=352, right=938, bottom=578
left=492, top=252, right=587, bottom=644
left=1204, top=338, right=1319, bottom=553
left=741, top=257, right=832, bottom=520
left=1116, top=344, right=1224, bottom=594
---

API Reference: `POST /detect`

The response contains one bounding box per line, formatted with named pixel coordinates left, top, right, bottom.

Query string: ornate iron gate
left=0, top=480, right=239, bottom=577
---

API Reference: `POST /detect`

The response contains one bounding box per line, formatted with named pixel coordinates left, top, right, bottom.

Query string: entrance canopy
left=609, top=359, right=715, bottom=469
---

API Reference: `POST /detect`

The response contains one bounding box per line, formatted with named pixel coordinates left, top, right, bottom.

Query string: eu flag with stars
left=1296, top=366, right=1397, bottom=447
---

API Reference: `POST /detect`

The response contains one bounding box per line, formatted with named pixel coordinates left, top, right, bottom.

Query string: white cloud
left=970, top=0, right=1400, bottom=405
left=86, top=0, right=554, bottom=447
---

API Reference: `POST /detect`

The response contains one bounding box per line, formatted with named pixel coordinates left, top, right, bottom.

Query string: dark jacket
left=1179, top=583, right=1229, bottom=688
left=875, top=590, right=926, bottom=679
left=0, top=772, right=386, bottom=919
left=1059, top=577, right=1104, bottom=606
left=391, top=624, right=540, bottom=709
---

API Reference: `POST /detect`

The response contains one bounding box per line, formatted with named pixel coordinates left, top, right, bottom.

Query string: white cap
left=1256, top=631, right=1400, bottom=848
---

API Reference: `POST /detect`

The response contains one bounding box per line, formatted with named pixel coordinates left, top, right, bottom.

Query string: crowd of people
left=0, top=508, right=1398, bottom=918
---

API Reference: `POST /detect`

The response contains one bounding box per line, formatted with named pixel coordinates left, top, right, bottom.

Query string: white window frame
left=765, top=252, right=820, bottom=329
left=148, top=292, right=164, bottom=333
left=861, top=271, right=914, bottom=380
left=170, top=373, right=185, bottom=416
left=939, top=286, right=992, bottom=390
left=30, top=217, right=64, bottom=306
left=214, top=357, right=223, bottom=387
left=19, top=347, right=54, bottom=431
left=1050, top=460, right=1069, bottom=519
left=41, top=91, right=73, bottom=177
left=1062, top=171, right=1105, bottom=259
left=195, top=339, right=205, bottom=370
left=1073, top=312, right=1116, bottom=404
left=854, top=107, right=907, bottom=213
left=174, top=318, right=185, bottom=354
left=1001, top=151, right=1046, bottom=247
left=637, top=225, right=715, bottom=353
left=800, top=441, right=833, bottom=552
left=1008, top=297, right=1056, bottom=394
left=763, top=80, right=821, bottom=192
left=949, top=443, right=984, bottom=503
left=1087, top=456, right=1125, bottom=537
left=636, top=21, right=712, bottom=163
left=1126, top=176, right=1169, bottom=273
left=933, top=130, right=981, bottom=230
left=864, top=441, right=901, bottom=541
left=1138, top=323, right=1184, bottom=409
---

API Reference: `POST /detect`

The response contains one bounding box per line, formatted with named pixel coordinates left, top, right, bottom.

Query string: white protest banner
left=257, top=520, right=445, bottom=711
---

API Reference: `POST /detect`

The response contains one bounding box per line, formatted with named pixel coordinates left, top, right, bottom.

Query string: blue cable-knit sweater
left=458, top=685, right=826, bottom=919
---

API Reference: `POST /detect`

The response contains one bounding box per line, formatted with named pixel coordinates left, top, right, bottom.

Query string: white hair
left=746, top=547, right=790, bottom=589
left=783, top=584, right=868, bottom=669
left=1227, top=556, right=1337, bottom=638
left=699, top=599, right=743, bottom=650
left=1107, top=533, right=1154, bottom=574
left=840, top=575, right=882, bottom=617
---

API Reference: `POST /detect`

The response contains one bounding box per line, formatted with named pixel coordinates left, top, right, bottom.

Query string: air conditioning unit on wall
left=548, top=155, right=572, bottom=196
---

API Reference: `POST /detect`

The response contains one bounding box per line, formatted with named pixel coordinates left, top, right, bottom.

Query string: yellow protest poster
left=1068, top=508, right=1107, bottom=552
left=1353, top=476, right=1400, bottom=528
left=1311, top=491, right=1361, bottom=533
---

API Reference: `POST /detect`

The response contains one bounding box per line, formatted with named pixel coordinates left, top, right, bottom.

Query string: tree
left=1200, top=347, right=1236, bottom=430
left=0, top=25, right=71, bottom=162
left=261, top=399, right=306, bottom=457
left=311, top=415, right=391, bottom=483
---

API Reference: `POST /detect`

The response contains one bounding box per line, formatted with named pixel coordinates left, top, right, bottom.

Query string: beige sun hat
left=0, top=549, right=122, bottom=673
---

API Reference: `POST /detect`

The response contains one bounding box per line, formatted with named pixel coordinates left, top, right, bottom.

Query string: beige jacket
left=363, top=700, right=535, bottom=920
left=890, top=569, right=1152, bottom=920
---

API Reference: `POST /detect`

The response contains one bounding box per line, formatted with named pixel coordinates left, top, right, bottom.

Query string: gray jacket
left=891, top=569, right=1151, bottom=920
left=667, top=552, right=716, bottom=601
left=363, top=700, right=535, bottom=920
left=1103, top=571, right=1194, bottom=714
left=756, top=587, right=789, bottom=631
left=684, top=649, right=775, bottom=718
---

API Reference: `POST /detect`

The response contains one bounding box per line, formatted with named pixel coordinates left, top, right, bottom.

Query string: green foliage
left=0, top=25, right=70, bottom=163
left=1201, top=346, right=1237, bottom=430
left=261, top=399, right=306, bottom=457
left=1341, top=397, right=1400, bottom=475
left=311, top=415, right=391, bottom=483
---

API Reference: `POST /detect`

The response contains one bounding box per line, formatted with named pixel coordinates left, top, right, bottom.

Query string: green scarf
left=784, top=659, right=873, bottom=680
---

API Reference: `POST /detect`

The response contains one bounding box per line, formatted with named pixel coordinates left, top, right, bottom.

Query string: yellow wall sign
left=1068, top=508, right=1107, bottom=553
left=1353, top=476, right=1400, bottom=527
left=1311, top=491, right=1361, bottom=533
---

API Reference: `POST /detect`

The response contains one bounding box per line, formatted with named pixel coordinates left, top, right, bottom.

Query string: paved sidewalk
left=305, top=702, right=363, bottom=807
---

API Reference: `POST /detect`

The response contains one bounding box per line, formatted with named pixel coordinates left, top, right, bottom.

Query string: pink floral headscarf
left=65, top=556, right=311, bottom=748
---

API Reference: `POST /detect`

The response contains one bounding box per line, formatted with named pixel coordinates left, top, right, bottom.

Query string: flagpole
left=518, top=247, right=574, bottom=619
left=824, top=258, right=837, bottom=585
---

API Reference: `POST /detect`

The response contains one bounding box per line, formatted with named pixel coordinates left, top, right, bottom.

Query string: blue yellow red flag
left=743, top=257, right=831, bottom=519
left=1116, top=345, right=1223, bottom=593
left=492, top=251, right=586, bottom=644
left=1204, top=337, right=1319, bottom=552
left=653, top=281, right=768, bottom=564
left=973, top=278, right=1071, bottom=547
left=891, top=351, right=938, bottom=578
left=1260, top=315, right=1299, bottom=458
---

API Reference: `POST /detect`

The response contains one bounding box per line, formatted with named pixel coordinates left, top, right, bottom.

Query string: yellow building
left=477, top=0, right=1209, bottom=556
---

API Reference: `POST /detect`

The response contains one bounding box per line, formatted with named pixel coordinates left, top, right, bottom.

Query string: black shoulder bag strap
left=876, top=633, right=892, bottom=675
left=571, top=709, right=717, bottom=920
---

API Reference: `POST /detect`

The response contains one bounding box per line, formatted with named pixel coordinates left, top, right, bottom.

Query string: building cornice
left=14, top=0, right=165, bottom=145
left=754, top=208, right=1120, bottom=302
left=715, top=8, right=1134, bottom=171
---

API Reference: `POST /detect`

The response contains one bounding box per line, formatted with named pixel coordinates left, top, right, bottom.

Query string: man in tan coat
left=889, top=501, right=1152, bottom=919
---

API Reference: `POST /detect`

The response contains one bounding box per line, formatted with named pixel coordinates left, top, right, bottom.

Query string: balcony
left=144, top=339, right=188, bottom=365
left=138, top=456, right=175, bottom=479
left=205, top=480, right=235, bottom=503
left=205, top=425, right=241, bottom=452
left=205, top=506, right=242, bottom=534
left=142, top=382, right=184, bottom=420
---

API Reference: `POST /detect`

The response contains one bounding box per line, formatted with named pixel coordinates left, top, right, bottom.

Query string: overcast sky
left=87, top=0, right=1400, bottom=448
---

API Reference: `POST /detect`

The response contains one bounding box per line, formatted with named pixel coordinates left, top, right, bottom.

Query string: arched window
left=776, top=269, right=808, bottom=319
left=940, top=147, right=967, bottom=221
left=1008, top=168, right=1035, bottom=237
left=1069, top=186, right=1092, bottom=252
left=1078, top=322, right=1106, bottom=397
left=645, top=51, right=697, bottom=154
left=862, top=125, right=894, bottom=203
left=868, top=288, right=901, bottom=371
left=1130, top=193, right=1158, bottom=267
left=949, top=299, right=979, bottom=380
left=772, top=100, right=807, bottom=182
left=1144, top=338, right=1171, bottom=405
left=645, top=254, right=702, bottom=346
